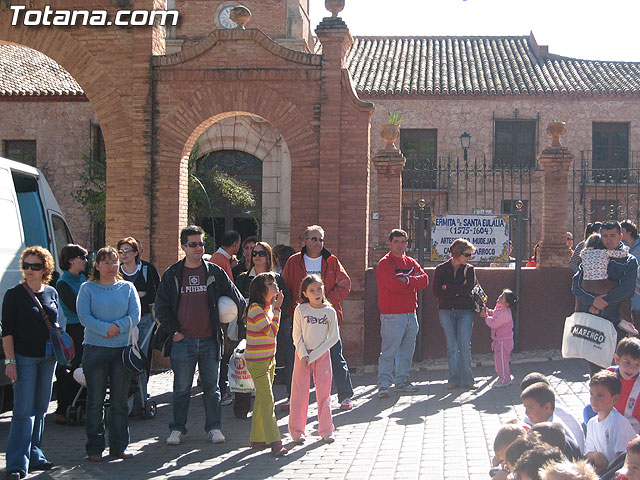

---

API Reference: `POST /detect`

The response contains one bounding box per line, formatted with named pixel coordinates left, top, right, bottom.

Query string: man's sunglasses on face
left=184, top=242, right=206, bottom=248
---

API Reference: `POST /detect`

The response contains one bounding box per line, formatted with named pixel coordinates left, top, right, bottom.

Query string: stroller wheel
left=66, top=405, right=76, bottom=426
left=76, top=405, right=85, bottom=425
left=145, top=401, right=157, bottom=419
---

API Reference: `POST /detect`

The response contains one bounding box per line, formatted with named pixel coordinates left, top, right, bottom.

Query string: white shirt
left=585, top=408, right=636, bottom=465
left=303, top=254, right=322, bottom=277
left=215, top=247, right=231, bottom=260
left=292, top=303, right=339, bottom=364
left=524, top=408, right=585, bottom=453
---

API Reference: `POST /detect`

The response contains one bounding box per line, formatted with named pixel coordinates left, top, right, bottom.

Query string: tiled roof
left=0, top=45, right=83, bottom=96
left=346, top=36, right=640, bottom=96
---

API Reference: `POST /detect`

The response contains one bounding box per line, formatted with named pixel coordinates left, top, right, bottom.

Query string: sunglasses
left=307, top=237, right=324, bottom=242
left=461, top=252, right=473, bottom=258
left=118, top=248, right=134, bottom=254
left=184, top=241, right=206, bottom=248
left=252, top=250, right=268, bottom=257
left=22, top=261, right=44, bottom=271
left=75, top=255, right=87, bottom=261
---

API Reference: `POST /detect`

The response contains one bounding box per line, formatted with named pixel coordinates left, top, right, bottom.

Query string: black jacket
left=154, top=258, right=247, bottom=358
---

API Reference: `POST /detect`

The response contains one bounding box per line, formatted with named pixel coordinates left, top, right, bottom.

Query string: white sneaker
left=619, top=319, right=639, bottom=335
left=208, top=429, right=226, bottom=444
left=166, top=430, right=183, bottom=445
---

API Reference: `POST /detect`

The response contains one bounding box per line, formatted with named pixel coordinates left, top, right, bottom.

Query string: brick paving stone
left=0, top=358, right=593, bottom=479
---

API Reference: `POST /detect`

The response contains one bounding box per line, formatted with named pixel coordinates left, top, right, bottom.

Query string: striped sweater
left=245, top=302, right=281, bottom=362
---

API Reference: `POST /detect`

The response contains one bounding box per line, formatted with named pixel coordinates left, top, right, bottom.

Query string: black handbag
left=122, top=316, right=144, bottom=375
left=464, top=265, right=487, bottom=313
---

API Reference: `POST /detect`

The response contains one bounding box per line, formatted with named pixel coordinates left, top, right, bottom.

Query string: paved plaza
left=0, top=357, right=591, bottom=480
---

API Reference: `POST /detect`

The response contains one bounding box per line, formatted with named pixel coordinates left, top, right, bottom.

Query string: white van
left=0, top=156, right=74, bottom=410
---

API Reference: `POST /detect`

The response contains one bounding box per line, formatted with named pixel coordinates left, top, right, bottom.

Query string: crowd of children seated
left=490, top=337, right=640, bottom=480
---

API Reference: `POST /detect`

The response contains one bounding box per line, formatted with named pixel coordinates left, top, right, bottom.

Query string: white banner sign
left=431, top=214, right=510, bottom=262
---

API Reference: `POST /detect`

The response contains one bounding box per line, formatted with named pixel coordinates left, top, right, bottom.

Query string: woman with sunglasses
left=77, top=246, right=140, bottom=462
left=117, top=237, right=160, bottom=415
left=432, top=238, right=477, bottom=390
left=54, top=243, right=89, bottom=425
left=234, top=242, right=291, bottom=417
left=2, top=246, right=58, bottom=479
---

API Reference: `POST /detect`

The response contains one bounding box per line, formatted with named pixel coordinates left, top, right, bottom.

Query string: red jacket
left=282, top=247, right=351, bottom=324
left=376, top=252, right=429, bottom=314
left=211, top=251, right=234, bottom=281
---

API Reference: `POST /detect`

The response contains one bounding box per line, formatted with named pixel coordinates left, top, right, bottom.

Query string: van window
left=12, top=173, right=49, bottom=250
left=51, top=214, right=73, bottom=261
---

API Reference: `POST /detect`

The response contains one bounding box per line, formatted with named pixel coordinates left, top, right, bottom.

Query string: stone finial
left=230, top=5, right=251, bottom=29
left=325, top=0, right=345, bottom=17
left=546, top=121, right=566, bottom=147
left=380, top=124, right=400, bottom=151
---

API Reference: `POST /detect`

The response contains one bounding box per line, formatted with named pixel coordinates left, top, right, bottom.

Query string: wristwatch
left=4, top=358, right=16, bottom=365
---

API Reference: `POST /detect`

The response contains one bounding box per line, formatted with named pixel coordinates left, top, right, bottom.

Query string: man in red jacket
left=282, top=225, right=355, bottom=410
left=376, top=229, right=429, bottom=398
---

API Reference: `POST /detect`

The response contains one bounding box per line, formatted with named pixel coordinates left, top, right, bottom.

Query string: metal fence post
left=415, top=198, right=426, bottom=361
left=514, top=200, right=524, bottom=351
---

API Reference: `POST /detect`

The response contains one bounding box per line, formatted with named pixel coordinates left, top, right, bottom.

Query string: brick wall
left=0, top=99, right=97, bottom=248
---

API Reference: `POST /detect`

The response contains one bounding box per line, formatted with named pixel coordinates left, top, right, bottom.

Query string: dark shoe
left=112, top=451, right=134, bottom=459
left=378, top=387, right=390, bottom=398
left=464, top=384, right=476, bottom=390
left=250, top=441, right=267, bottom=449
left=5, top=471, right=24, bottom=480
left=234, top=411, right=249, bottom=419
left=87, top=454, right=103, bottom=462
left=395, top=382, right=419, bottom=393
left=447, top=383, right=458, bottom=390
left=30, top=461, right=54, bottom=471
left=54, top=413, right=67, bottom=425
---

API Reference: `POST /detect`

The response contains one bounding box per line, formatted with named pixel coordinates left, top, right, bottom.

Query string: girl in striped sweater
left=246, top=272, right=287, bottom=456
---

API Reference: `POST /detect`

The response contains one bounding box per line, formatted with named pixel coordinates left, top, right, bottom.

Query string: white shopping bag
left=228, top=339, right=255, bottom=393
left=562, top=312, right=618, bottom=368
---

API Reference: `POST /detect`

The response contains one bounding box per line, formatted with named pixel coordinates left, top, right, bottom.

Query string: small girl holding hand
left=481, top=289, right=518, bottom=388
left=289, top=274, right=339, bottom=444
left=246, top=272, right=287, bottom=456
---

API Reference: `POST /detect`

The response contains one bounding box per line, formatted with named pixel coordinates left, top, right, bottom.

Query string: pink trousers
left=492, top=339, right=513, bottom=383
left=288, top=350, right=334, bottom=439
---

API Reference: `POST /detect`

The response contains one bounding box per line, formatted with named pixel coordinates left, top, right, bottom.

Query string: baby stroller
left=65, top=319, right=159, bottom=424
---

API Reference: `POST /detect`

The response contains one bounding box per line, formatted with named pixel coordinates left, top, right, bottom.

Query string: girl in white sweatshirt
left=289, top=274, right=339, bottom=444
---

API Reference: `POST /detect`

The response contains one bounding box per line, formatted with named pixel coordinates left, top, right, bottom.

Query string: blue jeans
left=6, top=354, right=56, bottom=475
left=82, top=345, right=131, bottom=456
left=378, top=313, right=419, bottom=388
left=170, top=336, right=221, bottom=434
left=330, top=338, right=354, bottom=402
left=439, top=309, right=475, bottom=386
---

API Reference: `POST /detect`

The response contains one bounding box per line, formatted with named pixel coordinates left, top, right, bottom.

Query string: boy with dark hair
left=506, top=435, right=544, bottom=473
left=492, top=423, right=528, bottom=474
left=514, top=444, right=564, bottom=480
left=621, top=435, right=640, bottom=480
left=611, top=337, right=640, bottom=432
left=530, top=422, right=582, bottom=461
left=521, top=383, right=585, bottom=453
left=520, top=372, right=585, bottom=453
left=585, top=370, right=636, bottom=473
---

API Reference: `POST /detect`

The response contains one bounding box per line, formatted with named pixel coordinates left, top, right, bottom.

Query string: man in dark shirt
left=155, top=225, right=246, bottom=446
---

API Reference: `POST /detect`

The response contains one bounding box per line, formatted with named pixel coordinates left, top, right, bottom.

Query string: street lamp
left=459, top=131, right=471, bottom=163
left=190, top=173, right=216, bottom=247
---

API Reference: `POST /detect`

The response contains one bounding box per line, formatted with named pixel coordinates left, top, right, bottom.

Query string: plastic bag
left=228, top=339, right=255, bottom=393
left=562, top=312, right=617, bottom=368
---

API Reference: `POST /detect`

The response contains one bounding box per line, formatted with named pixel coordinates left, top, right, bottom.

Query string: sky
left=309, top=0, right=640, bottom=62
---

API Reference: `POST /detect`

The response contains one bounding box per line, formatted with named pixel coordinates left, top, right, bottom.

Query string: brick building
left=2, top=1, right=640, bottom=362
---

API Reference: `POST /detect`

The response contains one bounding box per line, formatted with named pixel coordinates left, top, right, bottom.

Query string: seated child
left=617, top=435, right=640, bottom=480
left=539, top=460, right=598, bottom=480
left=505, top=434, right=545, bottom=474
left=491, top=423, right=528, bottom=477
left=521, top=382, right=585, bottom=454
left=481, top=288, right=517, bottom=388
left=531, top=422, right=583, bottom=462
left=580, top=232, right=637, bottom=334
left=514, top=444, right=564, bottom=480
left=584, top=370, right=636, bottom=473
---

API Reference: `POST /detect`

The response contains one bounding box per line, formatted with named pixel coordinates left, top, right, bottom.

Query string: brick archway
left=154, top=82, right=318, bottom=269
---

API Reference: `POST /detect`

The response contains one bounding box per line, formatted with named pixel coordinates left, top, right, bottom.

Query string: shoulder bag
left=464, top=265, right=487, bottom=313
left=22, top=283, right=75, bottom=365
left=122, top=316, right=145, bottom=375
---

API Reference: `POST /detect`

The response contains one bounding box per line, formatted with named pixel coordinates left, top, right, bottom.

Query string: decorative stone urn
left=380, top=124, right=400, bottom=150
left=546, top=121, right=566, bottom=147
left=230, top=5, right=251, bottom=29
left=325, top=0, right=345, bottom=17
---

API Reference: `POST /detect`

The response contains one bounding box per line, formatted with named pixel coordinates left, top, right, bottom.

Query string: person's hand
left=396, top=276, right=409, bottom=284
left=272, top=292, right=284, bottom=309
left=592, top=295, right=608, bottom=311
left=106, top=324, right=120, bottom=338
left=480, top=306, right=488, bottom=318
left=300, top=356, right=309, bottom=367
left=615, top=466, right=628, bottom=480
left=589, top=305, right=600, bottom=315
left=5, top=363, right=17, bottom=382
left=138, top=291, right=147, bottom=298
left=441, top=284, right=447, bottom=290
left=173, top=331, right=185, bottom=342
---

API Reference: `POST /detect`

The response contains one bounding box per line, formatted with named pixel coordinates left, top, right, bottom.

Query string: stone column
left=538, top=122, right=574, bottom=267
left=372, top=146, right=406, bottom=263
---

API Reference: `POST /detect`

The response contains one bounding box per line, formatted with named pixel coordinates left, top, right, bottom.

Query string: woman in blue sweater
left=77, top=246, right=140, bottom=462
left=54, top=243, right=88, bottom=424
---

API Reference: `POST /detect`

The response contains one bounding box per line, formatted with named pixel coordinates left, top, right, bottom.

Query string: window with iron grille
left=591, top=199, right=622, bottom=223
left=4, top=140, right=36, bottom=166
left=592, top=122, right=629, bottom=170
left=400, top=129, right=437, bottom=189
left=494, top=120, right=536, bottom=168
